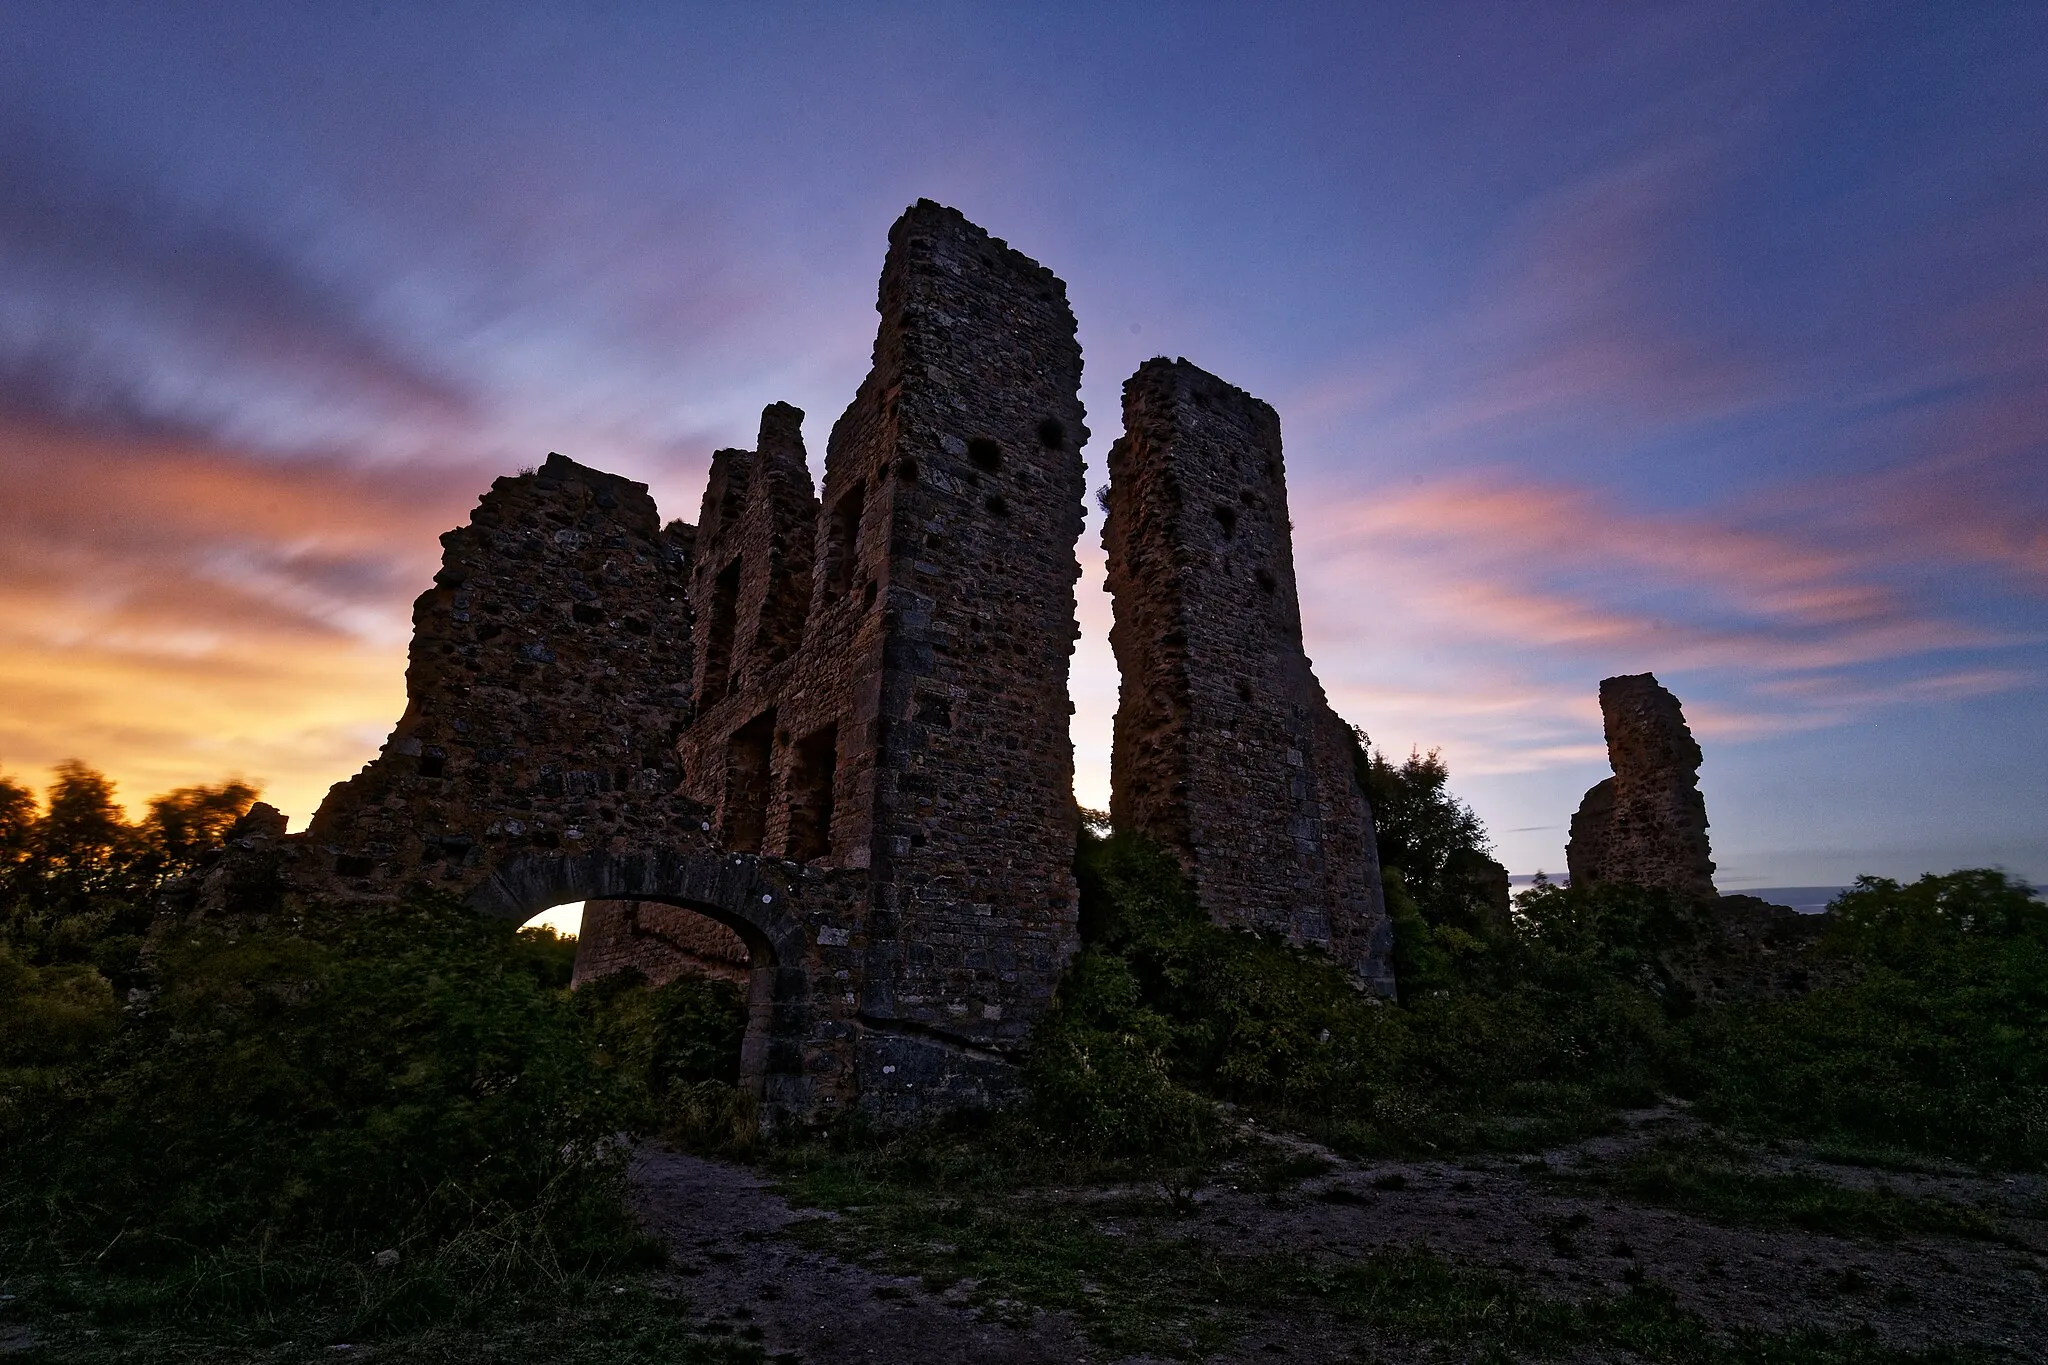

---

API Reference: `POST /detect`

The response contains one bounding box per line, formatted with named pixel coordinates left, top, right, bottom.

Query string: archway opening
left=564, top=898, right=775, bottom=1130
left=470, top=849, right=812, bottom=1128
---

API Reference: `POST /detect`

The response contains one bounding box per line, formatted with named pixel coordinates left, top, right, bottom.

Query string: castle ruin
left=1566, top=672, right=1718, bottom=897
left=222, top=202, right=1392, bottom=1123
left=1104, top=360, right=1393, bottom=990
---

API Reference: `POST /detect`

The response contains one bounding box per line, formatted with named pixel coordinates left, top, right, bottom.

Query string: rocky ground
left=627, top=1108, right=2048, bottom=1363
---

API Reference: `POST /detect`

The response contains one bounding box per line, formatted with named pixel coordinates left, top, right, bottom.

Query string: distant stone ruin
left=1103, top=360, right=1393, bottom=991
left=1566, top=673, right=1717, bottom=897
left=191, top=201, right=1394, bottom=1123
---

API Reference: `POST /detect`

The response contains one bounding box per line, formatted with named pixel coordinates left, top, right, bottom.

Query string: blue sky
left=1, top=1, right=2042, bottom=885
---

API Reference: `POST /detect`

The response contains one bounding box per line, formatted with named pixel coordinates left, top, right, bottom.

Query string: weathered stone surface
left=303, top=452, right=702, bottom=888
left=572, top=900, right=751, bottom=988
left=1566, top=673, right=1717, bottom=897
left=1103, top=358, right=1394, bottom=992
left=232, top=201, right=1091, bottom=1125
left=674, top=198, right=1090, bottom=1089
left=183, top=201, right=1413, bottom=1121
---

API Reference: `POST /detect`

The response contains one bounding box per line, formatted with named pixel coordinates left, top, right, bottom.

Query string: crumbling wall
left=304, top=453, right=704, bottom=888
left=675, top=202, right=1089, bottom=1114
left=222, top=202, right=1095, bottom=1123
left=1103, top=358, right=1393, bottom=992
left=1566, top=673, right=1717, bottom=897
left=572, top=900, right=751, bottom=987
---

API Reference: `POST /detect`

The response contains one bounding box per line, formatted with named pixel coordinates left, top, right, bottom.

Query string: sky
left=2, top=1, right=2044, bottom=890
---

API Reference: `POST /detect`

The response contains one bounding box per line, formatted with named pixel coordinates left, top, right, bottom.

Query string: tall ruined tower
left=1104, top=358, right=1392, bottom=991
left=1567, top=673, right=1717, bottom=898
left=674, top=200, right=1089, bottom=1101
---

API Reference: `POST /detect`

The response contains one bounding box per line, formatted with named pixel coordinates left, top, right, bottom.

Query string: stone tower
left=1566, top=672, right=1717, bottom=897
left=671, top=199, right=1091, bottom=1106
left=1103, top=358, right=1393, bottom=992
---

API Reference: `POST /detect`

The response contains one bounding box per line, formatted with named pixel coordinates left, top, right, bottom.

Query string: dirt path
left=627, top=1147, right=1118, bottom=1364
left=628, top=1112, right=2048, bottom=1363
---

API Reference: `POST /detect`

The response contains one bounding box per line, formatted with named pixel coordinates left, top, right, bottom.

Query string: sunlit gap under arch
left=522, top=901, right=585, bottom=939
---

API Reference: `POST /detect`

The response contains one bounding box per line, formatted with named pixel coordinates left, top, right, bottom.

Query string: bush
left=2, top=897, right=646, bottom=1290
left=1040, top=822, right=2048, bottom=1171
left=1676, top=870, right=2048, bottom=1167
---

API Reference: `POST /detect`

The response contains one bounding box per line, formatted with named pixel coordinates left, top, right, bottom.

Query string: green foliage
left=1674, top=870, right=2048, bottom=1167
left=1349, top=731, right=1511, bottom=1000
left=775, top=1140, right=1977, bottom=1364
left=1044, top=815, right=2048, bottom=1172
left=4, top=898, right=645, bottom=1281
left=0, top=761, right=759, bottom=1354
left=1587, top=1139, right=2005, bottom=1243
left=509, top=923, right=581, bottom=990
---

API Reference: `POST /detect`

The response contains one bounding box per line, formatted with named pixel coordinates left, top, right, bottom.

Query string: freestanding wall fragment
left=1103, top=358, right=1394, bottom=993
left=1566, top=673, right=1717, bottom=897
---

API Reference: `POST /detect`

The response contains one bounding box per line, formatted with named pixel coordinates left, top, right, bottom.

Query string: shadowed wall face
left=1104, top=357, right=1393, bottom=991
left=218, top=203, right=1095, bottom=1123
left=304, top=453, right=701, bottom=888
left=573, top=900, right=751, bottom=987
left=677, top=201, right=1090, bottom=1084
left=1566, top=672, right=1718, bottom=897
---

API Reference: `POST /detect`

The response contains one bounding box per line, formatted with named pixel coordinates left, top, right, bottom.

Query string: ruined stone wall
left=1104, top=358, right=1393, bottom=991
left=676, top=202, right=1089, bottom=1108
left=1566, top=673, right=1717, bottom=897
left=246, top=202, right=1094, bottom=1123
left=304, top=453, right=706, bottom=890
left=292, top=452, right=864, bottom=1122
left=572, top=899, right=750, bottom=988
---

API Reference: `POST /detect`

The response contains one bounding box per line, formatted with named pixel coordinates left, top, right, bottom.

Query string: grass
left=765, top=1123, right=2006, bottom=1364
left=1, top=1274, right=765, bottom=1364
left=1582, top=1139, right=2007, bottom=1244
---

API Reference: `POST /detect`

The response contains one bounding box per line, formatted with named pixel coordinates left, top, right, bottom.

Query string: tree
left=142, top=780, right=260, bottom=871
left=35, top=760, right=135, bottom=884
left=1347, top=729, right=1512, bottom=999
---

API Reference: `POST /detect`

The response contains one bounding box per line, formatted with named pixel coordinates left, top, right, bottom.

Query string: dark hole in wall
left=1237, top=681, right=1255, bottom=704
left=985, top=494, right=1009, bottom=517
left=914, top=693, right=953, bottom=729
left=334, top=854, right=374, bottom=878
left=895, top=458, right=919, bottom=483
left=417, top=754, right=447, bottom=778
left=703, top=557, right=743, bottom=699
left=862, top=579, right=879, bottom=611
left=967, top=438, right=1002, bottom=473
left=824, top=481, right=866, bottom=601
left=1213, top=504, right=1238, bottom=538
left=723, top=710, right=775, bottom=854
left=1036, top=418, right=1066, bottom=449
left=1256, top=567, right=1278, bottom=594
left=572, top=602, right=605, bottom=625
left=784, top=723, right=838, bottom=863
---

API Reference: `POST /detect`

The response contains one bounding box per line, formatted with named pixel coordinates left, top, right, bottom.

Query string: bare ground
left=626, top=1109, right=2048, bottom=1364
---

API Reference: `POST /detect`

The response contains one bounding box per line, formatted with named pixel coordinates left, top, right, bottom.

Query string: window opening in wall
left=703, top=557, right=743, bottom=699
left=784, top=723, right=838, bottom=863
left=723, top=710, right=775, bottom=853
left=823, top=481, right=865, bottom=601
left=967, top=437, right=1002, bottom=472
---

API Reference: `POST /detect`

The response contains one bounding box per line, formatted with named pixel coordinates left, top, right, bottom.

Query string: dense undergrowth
left=1034, top=830, right=2048, bottom=1170
left=2, top=752, right=2043, bottom=1360
left=0, top=764, right=751, bottom=1360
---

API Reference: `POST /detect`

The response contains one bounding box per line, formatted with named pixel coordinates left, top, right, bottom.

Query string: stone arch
left=468, top=848, right=813, bottom=1121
